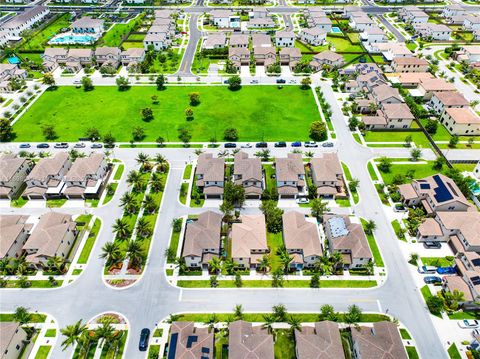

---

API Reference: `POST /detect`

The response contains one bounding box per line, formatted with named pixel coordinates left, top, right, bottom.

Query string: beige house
left=275, top=153, right=306, bottom=199
left=0, top=154, right=32, bottom=200
left=94, top=47, right=121, bottom=67
left=438, top=211, right=480, bottom=252
left=295, top=321, right=345, bottom=359
left=0, top=215, right=31, bottom=260
left=380, top=103, right=415, bottom=129
left=310, top=51, right=344, bottom=71
left=279, top=47, right=301, bottom=69
left=182, top=211, right=223, bottom=269
left=229, top=320, right=274, bottom=359
left=196, top=153, right=225, bottom=199
left=231, top=215, right=268, bottom=269
left=120, top=48, right=145, bottom=68
left=310, top=153, right=345, bottom=199
left=253, top=46, right=276, bottom=67
left=371, top=84, right=403, bottom=104
left=392, top=56, right=429, bottom=73
left=168, top=322, right=214, bottom=358
left=282, top=211, right=322, bottom=270
left=230, top=34, right=249, bottom=48
left=439, top=107, right=480, bottom=136
left=0, top=322, right=28, bottom=359
left=428, top=91, right=469, bottom=115
left=417, top=78, right=456, bottom=100
left=233, top=152, right=263, bottom=199
left=351, top=322, right=408, bottom=359
left=23, top=152, right=72, bottom=200
left=323, top=215, right=372, bottom=269
left=228, top=47, right=250, bottom=69
left=63, top=153, right=109, bottom=199
left=448, top=252, right=480, bottom=301
left=398, top=174, right=473, bottom=214
left=23, top=212, right=77, bottom=267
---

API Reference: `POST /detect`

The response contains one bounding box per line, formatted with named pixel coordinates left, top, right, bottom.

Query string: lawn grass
left=113, top=164, right=125, bottom=181
left=13, top=86, right=320, bottom=142
left=35, top=346, right=51, bottom=359
left=406, top=346, right=420, bottom=359
left=179, top=183, right=188, bottom=205
left=448, top=343, right=462, bottom=359
left=341, top=162, right=358, bottom=204
left=367, top=162, right=378, bottom=181
left=46, top=198, right=67, bottom=208
left=448, top=311, right=480, bottom=320
left=421, top=257, right=454, bottom=267
left=77, top=218, right=101, bottom=264
left=360, top=219, right=384, bottom=267
left=167, top=221, right=183, bottom=264
left=183, top=164, right=192, bottom=180
left=400, top=328, right=412, bottom=340
left=336, top=198, right=351, bottom=207
left=19, top=13, right=71, bottom=52
left=11, top=197, right=28, bottom=208
left=391, top=219, right=406, bottom=242
left=4, top=280, right=63, bottom=288
left=274, top=330, right=296, bottom=359
left=0, top=313, right=46, bottom=323
left=44, top=329, right=56, bottom=337
left=102, top=183, right=118, bottom=205
left=267, top=231, right=284, bottom=273
left=176, top=279, right=376, bottom=288
left=363, top=130, right=431, bottom=148
left=147, top=345, right=160, bottom=359
left=263, top=164, right=277, bottom=194
left=214, top=331, right=228, bottom=359
left=72, top=269, right=82, bottom=275
left=100, top=15, right=143, bottom=47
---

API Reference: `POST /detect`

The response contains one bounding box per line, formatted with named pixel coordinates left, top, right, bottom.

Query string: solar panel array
left=432, top=175, right=454, bottom=203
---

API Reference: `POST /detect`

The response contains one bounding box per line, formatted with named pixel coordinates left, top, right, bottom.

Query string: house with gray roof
left=295, top=321, right=345, bottom=359
left=94, top=47, right=121, bottom=67
left=0, top=6, right=49, bottom=38
left=231, top=215, right=268, bottom=269
left=71, top=16, right=104, bottom=34
left=0, top=322, right=28, bottom=359
left=310, top=153, right=346, bottom=199
left=168, top=322, right=214, bottom=359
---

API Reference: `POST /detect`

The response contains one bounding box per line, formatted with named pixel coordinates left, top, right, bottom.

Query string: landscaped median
left=175, top=279, right=377, bottom=288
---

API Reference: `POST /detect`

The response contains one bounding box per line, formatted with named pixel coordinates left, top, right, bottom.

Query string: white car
left=241, top=143, right=252, bottom=148
left=296, top=198, right=310, bottom=204
left=458, top=320, right=479, bottom=329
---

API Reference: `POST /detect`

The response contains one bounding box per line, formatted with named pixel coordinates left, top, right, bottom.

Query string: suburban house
left=275, top=153, right=306, bottom=199
left=210, top=10, right=240, bottom=29
left=417, top=78, right=457, bottom=100
left=63, top=153, right=109, bottom=199
left=275, top=30, right=295, bottom=47
left=305, top=9, right=332, bottom=31
left=168, top=322, right=214, bottom=358
left=360, top=26, right=387, bottom=48
left=448, top=252, right=480, bottom=301
left=428, top=91, right=469, bottom=115
left=413, top=23, right=452, bottom=41
left=0, top=215, right=31, bottom=259
left=23, top=212, right=77, bottom=267
left=279, top=47, right=301, bottom=68
left=439, top=107, right=480, bottom=136
left=374, top=43, right=413, bottom=61
left=379, top=103, right=415, bottom=129
left=254, top=46, right=277, bottom=67
left=463, top=15, right=480, bottom=31
left=310, top=51, right=344, bottom=71
left=182, top=211, right=223, bottom=269
left=295, top=321, right=345, bottom=359
left=0, top=6, right=49, bottom=38
left=71, top=16, right=104, bottom=34
left=0, top=64, right=27, bottom=92
left=455, top=46, right=480, bottom=63
left=143, top=33, right=170, bottom=51
left=310, top=153, right=346, bottom=199
left=400, top=8, right=429, bottom=24
left=203, top=33, right=227, bottom=50
left=0, top=154, right=32, bottom=200
left=349, top=14, right=375, bottom=31
left=231, top=215, right=268, bottom=269
left=442, top=5, right=466, bottom=21
left=233, top=152, right=263, bottom=199
left=299, top=27, right=327, bottom=46
left=392, top=57, right=429, bottom=73
left=229, top=47, right=250, bottom=69
left=0, top=322, right=28, bottom=359
left=397, top=72, right=434, bottom=88
left=120, top=48, right=145, bottom=68
left=94, top=47, right=121, bottom=67
left=371, top=84, right=403, bottom=104
left=282, top=211, right=322, bottom=270
left=23, top=152, right=72, bottom=200
left=398, top=174, right=473, bottom=214
left=323, top=215, right=372, bottom=269
left=229, top=320, right=274, bottom=359
left=42, top=48, right=94, bottom=72
left=248, top=18, right=275, bottom=28
left=230, top=34, right=249, bottom=48
left=252, top=33, right=272, bottom=48
left=195, top=153, right=225, bottom=199
left=351, top=322, right=408, bottom=359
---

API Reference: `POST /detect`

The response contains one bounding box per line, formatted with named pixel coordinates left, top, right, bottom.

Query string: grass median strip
left=77, top=218, right=102, bottom=264
left=176, top=279, right=377, bottom=288
left=360, top=219, right=384, bottom=267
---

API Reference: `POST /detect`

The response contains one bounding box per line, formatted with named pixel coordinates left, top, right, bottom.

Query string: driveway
left=255, top=66, right=266, bottom=78
left=281, top=65, right=292, bottom=77
left=240, top=65, right=251, bottom=77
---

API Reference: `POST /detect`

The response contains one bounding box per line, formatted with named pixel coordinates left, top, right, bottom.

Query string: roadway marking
left=178, top=289, right=183, bottom=301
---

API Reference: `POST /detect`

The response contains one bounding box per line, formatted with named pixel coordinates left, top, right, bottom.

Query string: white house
left=360, top=26, right=387, bottom=44
left=143, top=33, right=169, bottom=51
left=439, top=108, right=480, bottom=136
left=299, top=27, right=326, bottom=46
left=210, top=10, right=240, bottom=29
left=349, top=14, right=375, bottom=31
left=413, top=23, right=452, bottom=41
left=275, top=30, right=295, bottom=47
left=0, top=6, right=49, bottom=38
left=463, top=15, right=480, bottom=31
left=71, top=16, right=104, bottom=34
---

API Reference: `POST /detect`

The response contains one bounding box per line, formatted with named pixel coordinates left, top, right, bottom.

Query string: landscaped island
left=12, top=85, right=320, bottom=142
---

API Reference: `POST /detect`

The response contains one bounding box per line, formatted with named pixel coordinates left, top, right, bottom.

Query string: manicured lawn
left=342, top=162, right=359, bottom=204
left=360, top=219, right=384, bottom=267
left=363, top=130, right=431, bottom=148
left=263, top=164, right=277, bottom=193
left=14, top=86, right=320, bottom=142
left=167, top=221, right=183, bottom=263
left=46, top=198, right=67, bottom=208
left=35, top=346, right=52, bottom=359
left=214, top=331, right=228, bottom=359
left=44, top=329, right=56, bottom=337
left=336, top=198, right=350, bottom=207
left=113, top=164, right=125, bottom=180
left=72, top=269, right=82, bottom=275
left=183, top=164, right=192, bottom=180
left=103, top=183, right=118, bottom=205
left=19, top=13, right=71, bottom=52
left=77, top=218, right=102, bottom=264
left=176, top=279, right=376, bottom=288
left=448, top=311, right=480, bottom=320
left=267, top=231, right=284, bottom=273
left=147, top=345, right=160, bottom=359
left=391, top=219, right=406, bottom=242
left=100, top=15, right=143, bottom=47
left=367, top=162, right=378, bottom=181
left=179, top=183, right=188, bottom=205
left=153, top=328, right=163, bottom=337
left=448, top=343, right=462, bottom=359
left=0, top=313, right=46, bottom=323
left=400, top=328, right=412, bottom=339
left=421, top=257, right=454, bottom=267
left=274, top=330, right=296, bottom=359
left=406, top=346, right=420, bottom=359
left=327, top=34, right=363, bottom=53
left=11, top=197, right=28, bottom=208
left=4, top=280, right=63, bottom=288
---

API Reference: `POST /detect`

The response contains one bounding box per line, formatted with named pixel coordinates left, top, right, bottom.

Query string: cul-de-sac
left=0, top=0, right=480, bottom=358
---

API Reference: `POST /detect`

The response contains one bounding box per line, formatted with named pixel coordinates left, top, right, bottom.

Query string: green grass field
left=13, top=86, right=320, bottom=142
left=19, top=13, right=71, bottom=52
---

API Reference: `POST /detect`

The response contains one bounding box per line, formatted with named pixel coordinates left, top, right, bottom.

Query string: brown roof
left=324, top=215, right=372, bottom=260
left=0, top=322, right=25, bottom=355
left=418, top=218, right=443, bottom=236
left=420, top=78, right=456, bottom=92
left=276, top=153, right=305, bottom=182
left=295, top=321, right=345, bottom=359
left=230, top=34, right=249, bottom=46
left=444, top=276, right=474, bottom=301
left=196, top=153, right=225, bottom=185
left=445, top=107, right=480, bottom=124
left=252, top=34, right=272, bottom=48
left=0, top=154, right=28, bottom=182
left=438, top=212, right=480, bottom=247
left=313, top=50, right=343, bottom=63
left=393, top=57, right=429, bottom=66
left=169, top=322, right=214, bottom=358
left=229, top=320, right=274, bottom=359
left=282, top=211, right=322, bottom=257
left=432, top=91, right=469, bottom=106
left=231, top=215, right=267, bottom=262
left=372, top=84, right=403, bottom=103
left=23, top=212, right=76, bottom=262
left=397, top=72, right=433, bottom=85
left=182, top=211, right=222, bottom=257
left=0, top=215, right=30, bottom=258
left=234, top=152, right=262, bottom=183
left=398, top=183, right=417, bottom=200
left=95, top=47, right=121, bottom=57
left=382, top=103, right=414, bottom=120
left=310, top=153, right=342, bottom=183
left=65, top=153, right=105, bottom=182
left=411, top=174, right=471, bottom=209
left=351, top=321, right=407, bottom=359
left=26, top=152, right=69, bottom=182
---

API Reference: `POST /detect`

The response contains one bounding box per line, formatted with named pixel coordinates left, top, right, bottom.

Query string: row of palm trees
left=0, top=255, right=68, bottom=276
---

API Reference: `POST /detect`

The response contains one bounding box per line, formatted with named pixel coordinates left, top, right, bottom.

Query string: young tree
left=156, top=74, right=165, bottom=90
left=410, top=148, right=422, bottom=162
left=234, top=273, right=243, bottom=288
left=151, top=95, right=159, bottom=104
left=348, top=179, right=359, bottom=193
left=309, top=121, right=327, bottom=141
left=188, top=92, right=200, bottom=106
left=132, top=126, right=145, bottom=141
left=100, top=241, right=122, bottom=266
left=116, top=76, right=130, bottom=91
left=42, top=72, right=55, bottom=86
left=377, top=157, right=392, bottom=173
left=344, top=304, right=362, bottom=327
left=310, top=198, right=330, bottom=220
left=424, top=119, right=438, bottom=134
left=426, top=295, right=445, bottom=314
left=81, top=76, right=93, bottom=91
left=310, top=273, right=320, bottom=288
left=42, top=124, right=57, bottom=140
left=103, top=132, right=116, bottom=148
left=178, top=127, right=192, bottom=145
left=272, top=304, right=288, bottom=322
left=13, top=306, right=31, bottom=324
left=185, top=107, right=194, bottom=120
left=449, top=134, right=459, bottom=148
left=255, top=149, right=270, bottom=162
left=227, top=75, right=242, bottom=90
left=404, top=135, right=412, bottom=148
left=364, top=219, right=376, bottom=235
left=141, top=107, right=154, bottom=122
left=320, top=304, right=339, bottom=322
left=261, top=201, right=284, bottom=233
left=156, top=136, right=165, bottom=147
left=224, top=127, right=238, bottom=141
left=300, top=77, right=312, bottom=89
left=0, top=118, right=13, bottom=141
left=223, top=182, right=245, bottom=207
left=85, top=127, right=101, bottom=141
left=348, top=116, right=359, bottom=131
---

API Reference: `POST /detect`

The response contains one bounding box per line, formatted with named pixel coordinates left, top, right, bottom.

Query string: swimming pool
left=331, top=27, right=342, bottom=34
left=7, top=56, right=21, bottom=65
left=49, top=33, right=96, bottom=45
left=469, top=178, right=480, bottom=196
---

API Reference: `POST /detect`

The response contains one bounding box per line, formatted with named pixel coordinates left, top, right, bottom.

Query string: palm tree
left=135, top=152, right=150, bottom=167
left=100, top=241, right=122, bottom=266
left=330, top=251, right=344, bottom=273
left=149, top=173, right=164, bottom=193
left=364, top=220, right=376, bottom=235
left=135, top=217, right=152, bottom=238
left=142, top=194, right=156, bottom=214
left=175, top=257, right=187, bottom=274
left=154, top=154, right=168, bottom=172
left=47, top=256, right=66, bottom=274
left=208, top=257, right=221, bottom=274
left=313, top=255, right=331, bottom=276
left=262, top=314, right=275, bottom=335
left=257, top=255, right=271, bottom=274
left=60, top=320, right=87, bottom=352
left=304, top=151, right=314, bottom=160
left=272, top=304, right=288, bottom=322
left=15, top=257, right=29, bottom=275
left=0, top=257, right=10, bottom=274
left=311, top=199, right=330, bottom=220
left=13, top=306, right=31, bottom=324
left=112, top=218, right=131, bottom=240
left=344, top=304, right=362, bottom=328
left=94, top=320, right=115, bottom=348
left=234, top=304, right=243, bottom=320
left=287, top=315, right=301, bottom=333
left=278, top=249, right=293, bottom=274
left=126, top=240, right=144, bottom=269
left=205, top=314, right=218, bottom=333
left=127, top=170, right=143, bottom=192
left=120, top=192, right=135, bottom=210
left=222, top=258, right=235, bottom=275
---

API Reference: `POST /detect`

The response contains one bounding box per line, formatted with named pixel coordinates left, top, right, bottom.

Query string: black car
left=276, top=79, right=286, bottom=84
left=36, top=143, right=49, bottom=149
left=139, top=328, right=150, bottom=351
left=19, top=144, right=31, bottom=149
left=224, top=143, right=237, bottom=148
left=424, top=241, right=442, bottom=249
left=274, top=142, right=286, bottom=148
left=54, top=142, right=69, bottom=149
left=255, top=142, right=267, bottom=148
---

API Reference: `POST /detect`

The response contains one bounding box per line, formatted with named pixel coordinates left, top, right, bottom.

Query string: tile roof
left=182, top=211, right=222, bottom=257
left=295, top=321, right=345, bottom=359
left=282, top=211, right=322, bottom=258
left=229, top=320, right=274, bottom=359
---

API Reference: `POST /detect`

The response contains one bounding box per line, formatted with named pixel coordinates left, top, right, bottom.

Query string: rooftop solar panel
left=168, top=333, right=178, bottom=359
left=186, top=335, right=198, bottom=349
left=433, top=174, right=453, bottom=203
left=420, top=183, right=430, bottom=190
left=202, top=347, right=210, bottom=353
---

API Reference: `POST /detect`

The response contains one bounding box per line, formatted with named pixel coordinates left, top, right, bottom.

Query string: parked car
left=138, top=328, right=150, bottom=351
left=274, top=141, right=286, bottom=148
left=276, top=79, right=286, bottom=84
left=291, top=141, right=302, bottom=147
left=250, top=80, right=259, bottom=84
left=255, top=142, right=267, bottom=148
left=223, top=80, right=229, bottom=84
left=437, top=267, right=457, bottom=275
left=19, top=144, right=30, bottom=149
left=423, top=276, right=442, bottom=284
left=458, top=320, right=480, bottom=329
left=289, top=79, right=296, bottom=84
left=296, top=198, right=310, bottom=204
left=423, top=241, right=441, bottom=249
left=304, top=141, right=318, bottom=148
left=322, top=142, right=334, bottom=147
left=36, top=143, right=49, bottom=149
left=241, top=143, right=252, bottom=148
left=393, top=203, right=407, bottom=212
left=417, top=266, right=437, bottom=274
left=90, top=143, right=103, bottom=149
left=224, top=143, right=237, bottom=148
left=54, top=142, right=69, bottom=149
left=73, top=80, right=81, bottom=85
left=74, top=143, right=86, bottom=148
